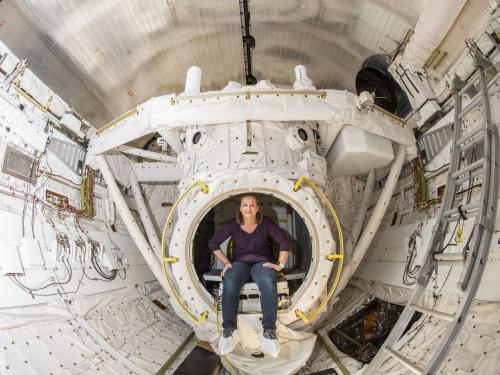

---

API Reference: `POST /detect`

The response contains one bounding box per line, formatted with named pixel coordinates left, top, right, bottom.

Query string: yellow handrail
left=161, top=178, right=210, bottom=324
left=293, top=176, right=344, bottom=323
left=170, top=89, right=327, bottom=105
left=96, top=107, right=139, bottom=136
left=13, top=80, right=49, bottom=113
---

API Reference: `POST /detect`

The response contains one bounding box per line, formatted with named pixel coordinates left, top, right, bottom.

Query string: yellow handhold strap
left=161, top=179, right=210, bottom=324
left=293, top=176, right=344, bottom=324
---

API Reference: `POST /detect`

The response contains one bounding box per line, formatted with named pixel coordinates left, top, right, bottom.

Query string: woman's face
left=240, top=196, right=260, bottom=222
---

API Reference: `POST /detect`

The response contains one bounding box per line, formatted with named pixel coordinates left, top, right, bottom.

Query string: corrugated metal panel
left=0, top=0, right=424, bottom=127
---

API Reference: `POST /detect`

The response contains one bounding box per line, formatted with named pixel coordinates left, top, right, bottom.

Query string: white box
left=60, top=113, right=82, bottom=136
left=326, top=125, right=394, bottom=178
left=0, top=244, right=24, bottom=275
left=18, top=237, right=45, bottom=267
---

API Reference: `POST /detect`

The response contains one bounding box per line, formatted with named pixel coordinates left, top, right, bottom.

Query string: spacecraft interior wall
left=88, top=86, right=417, bottom=161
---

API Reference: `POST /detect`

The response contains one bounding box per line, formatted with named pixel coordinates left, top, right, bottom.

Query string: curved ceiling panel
left=0, top=0, right=423, bottom=127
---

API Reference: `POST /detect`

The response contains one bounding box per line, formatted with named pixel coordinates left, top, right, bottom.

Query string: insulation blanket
left=88, top=87, right=417, bottom=159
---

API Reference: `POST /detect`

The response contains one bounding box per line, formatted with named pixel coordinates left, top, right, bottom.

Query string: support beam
left=317, top=331, right=351, bottom=375
left=350, top=169, right=375, bottom=250
left=129, top=169, right=162, bottom=261
left=155, top=332, right=196, bottom=375
left=133, top=162, right=182, bottom=183
left=349, top=145, right=406, bottom=277
left=95, top=155, right=173, bottom=297
left=116, top=145, right=177, bottom=163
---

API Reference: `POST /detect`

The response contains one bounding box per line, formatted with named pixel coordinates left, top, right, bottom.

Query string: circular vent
left=298, top=128, right=308, bottom=141
left=192, top=132, right=202, bottom=145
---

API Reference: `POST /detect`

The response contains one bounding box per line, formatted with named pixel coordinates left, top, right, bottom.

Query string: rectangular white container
left=326, top=125, right=394, bottom=178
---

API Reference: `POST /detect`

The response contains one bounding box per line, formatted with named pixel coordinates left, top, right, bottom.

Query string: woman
left=208, top=195, right=289, bottom=357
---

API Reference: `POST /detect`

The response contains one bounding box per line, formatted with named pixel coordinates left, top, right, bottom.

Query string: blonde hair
left=236, top=194, right=263, bottom=225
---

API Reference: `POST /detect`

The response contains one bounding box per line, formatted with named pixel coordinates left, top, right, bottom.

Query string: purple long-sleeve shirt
left=208, top=217, right=289, bottom=263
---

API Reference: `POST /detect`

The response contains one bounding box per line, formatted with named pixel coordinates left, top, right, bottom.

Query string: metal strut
left=239, top=0, right=257, bottom=85
left=365, top=54, right=499, bottom=374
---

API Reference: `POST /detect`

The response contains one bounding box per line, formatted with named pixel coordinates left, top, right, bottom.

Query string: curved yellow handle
left=161, top=179, right=209, bottom=324
left=293, top=176, right=344, bottom=323
left=14, top=80, right=49, bottom=113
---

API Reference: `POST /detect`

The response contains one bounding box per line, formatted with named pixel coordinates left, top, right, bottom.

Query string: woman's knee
left=254, top=268, right=277, bottom=292
left=223, top=266, right=247, bottom=294
left=223, top=274, right=239, bottom=293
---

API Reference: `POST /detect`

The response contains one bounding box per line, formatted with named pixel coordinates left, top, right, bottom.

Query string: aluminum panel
left=1, top=0, right=424, bottom=127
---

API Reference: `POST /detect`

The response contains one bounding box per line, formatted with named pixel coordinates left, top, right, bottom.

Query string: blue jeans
left=221, top=261, right=277, bottom=330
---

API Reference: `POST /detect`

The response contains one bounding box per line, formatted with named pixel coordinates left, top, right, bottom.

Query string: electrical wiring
left=77, top=241, right=118, bottom=282
left=116, top=261, right=127, bottom=280
left=90, top=242, right=117, bottom=280
left=402, top=223, right=422, bottom=286
left=9, top=261, right=85, bottom=298
left=75, top=242, right=111, bottom=283
left=9, top=240, right=74, bottom=295
left=4, top=132, right=125, bottom=299
left=72, top=216, right=124, bottom=283
left=38, top=169, right=82, bottom=187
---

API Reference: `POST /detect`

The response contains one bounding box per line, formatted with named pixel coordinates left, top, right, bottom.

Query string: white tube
left=350, top=169, right=376, bottom=250
left=95, top=155, right=173, bottom=297
left=129, top=170, right=162, bottom=261
left=116, top=145, right=177, bottom=163
left=401, top=0, right=467, bottom=71
left=349, top=145, right=406, bottom=276
left=294, top=65, right=308, bottom=81
left=293, top=65, right=315, bottom=90
left=183, top=66, right=202, bottom=95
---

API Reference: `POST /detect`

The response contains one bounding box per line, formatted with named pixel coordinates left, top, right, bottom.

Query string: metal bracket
left=326, top=253, right=343, bottom=262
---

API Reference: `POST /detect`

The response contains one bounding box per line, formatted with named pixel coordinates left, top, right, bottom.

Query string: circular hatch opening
left=192, top=193, right=312, bottom=309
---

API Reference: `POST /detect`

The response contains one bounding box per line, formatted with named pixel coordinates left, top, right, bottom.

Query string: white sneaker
left=219, top=328, right=238, bottom=355
left=260, top=328, right=280, bottom=358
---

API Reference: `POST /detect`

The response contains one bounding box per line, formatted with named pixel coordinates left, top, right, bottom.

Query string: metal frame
left=365, top=55, right=499, bottom=375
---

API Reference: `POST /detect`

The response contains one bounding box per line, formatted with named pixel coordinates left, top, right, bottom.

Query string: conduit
left=350, top=169, right=375, bottom=250
left=401, top=0, right=467, bottom=71
left=95, top=155, right=173, bottom=297
left=349, top=145, right=406, bottom=277
left=116, top=145, right=177, bottom=163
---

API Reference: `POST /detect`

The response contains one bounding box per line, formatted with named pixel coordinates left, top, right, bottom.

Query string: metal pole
left=95, top=155, right=173, bottom=296
left=317, top=331, right=351, bottom=375
left=116, top=145, right=177, bottom=163
left=350, top=169, right=375, bottom=250
left=349, top=145, right=406, bottom=277
left=155, top=332, right=195, bottom=375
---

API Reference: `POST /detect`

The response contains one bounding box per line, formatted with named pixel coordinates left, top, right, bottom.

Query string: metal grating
left=1, top=145, right=38, bottom=184
left=47, top=138, right=87, bottom=176
left=417, top=123, right=454, bottom=164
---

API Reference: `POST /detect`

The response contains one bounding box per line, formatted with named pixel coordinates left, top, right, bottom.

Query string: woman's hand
left=263, top=262, right=282, bottom=271
left=221, top=262, right=232, bottom=278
